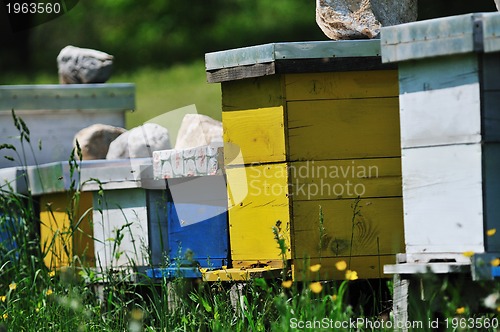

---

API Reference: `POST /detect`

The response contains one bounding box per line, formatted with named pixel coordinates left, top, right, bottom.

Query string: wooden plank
left=381, top=13, right=476, bottom=63
left=226, top=164, right=291, bottom=266
left=205, top=43, right=276, bottom=71
left=147, top=190, right=169, bottom=266
left=221, top=75, right=284, bottom=111
left=289, top=158, right=402, bottom=201
left=92, top=188, right=149, bottom=271
left=275, top=57, right=395, bottom=74
left=287, top=98, right=401, bottom=161
left=398, top=54, right=479, bottom=94
left=0, top=83, right=135, bottom=111
left=481, top=12, right=500, bottom=53
left=293, top=255, right=396, bottom=281
left=222, top=106, right=286, bottom=165
left=284, top=70, right=398, bottom=101
left=399, top=83, right=481, bottom=148
left=483, top=143, right=500, bottom=252
left=482, top=90, right=500, bottom=143
left=39, top=192, right=94, bottom=269
left=401, top=144, right=485, bottom=254
left=293, top=198, right=404, bottom=259
left=206, top=63, right=275, bottom=83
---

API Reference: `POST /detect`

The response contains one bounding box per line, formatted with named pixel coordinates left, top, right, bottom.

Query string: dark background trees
left=0, top=0, right=496, bottom=76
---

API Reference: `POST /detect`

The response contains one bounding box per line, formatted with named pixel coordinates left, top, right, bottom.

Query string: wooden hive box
left=79, top=159, right=167, bottom=276
left=0, top=167, right=29, bottom=254
left=206, top=40, right=404, bottom=280
left=381, top=12, right=500, bottom=266
left=148, top=145, right=229, bottom=279
left=28, top=161, right=95, bottom=269
left=0, top=83, right=135, bottom=169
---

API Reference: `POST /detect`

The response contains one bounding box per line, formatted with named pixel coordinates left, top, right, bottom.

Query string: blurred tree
left=2, top=0, right=325, bottom=75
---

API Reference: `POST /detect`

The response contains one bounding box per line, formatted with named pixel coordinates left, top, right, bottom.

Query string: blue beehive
left=148, top=145, right=229, bottom=279
left=0, top=167, right=29, bottom=256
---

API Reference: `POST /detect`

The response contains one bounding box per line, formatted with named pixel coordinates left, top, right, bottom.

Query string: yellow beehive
left=206, top=40, right=404, bottom=280
left=39, top=192, right=94, bottom=269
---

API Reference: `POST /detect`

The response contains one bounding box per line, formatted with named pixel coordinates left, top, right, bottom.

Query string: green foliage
left=17, top=0, right=326, bottom=74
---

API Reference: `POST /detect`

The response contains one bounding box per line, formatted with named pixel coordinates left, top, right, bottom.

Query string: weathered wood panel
left=293, top=198, right=404, bottom=258
left=39, top=192, right=94, bottom=269
left=402, top=144, right=485, bottom=254
left=92, top=188, right=149, bottom=271
left=483, top=143, right=500, bottom=252
left=221, top=75, right=284, bottom=111
left=226, top=164, right=291, bottom=266
left=222, top=106, right=286, bottom=165
left=287, top=98, right=400, bottom=161
left=285, top=70, right=398, bottom=101
left=399, top=83, right=481, bottom=148
left=289, top=158, right=402, bottom=201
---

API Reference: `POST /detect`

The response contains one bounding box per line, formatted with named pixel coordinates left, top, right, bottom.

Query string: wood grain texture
left=284, top=70, right=398, bottom=101
left=206, top=63, right=276, bottom=83
left=222, top=106, right=286, bottom=165
left=289, top=158, right=402, bottom=201
left=483, top=143, right=500, bottom=252
left=39, top=192, right=94, bottom=269
left=402, top=144, right=485, bottom=254
left=293, top=255, right=397, bottom=280
left=399, top=83, right=481, bottom=148
left=226, top=164, right=291, bottom=266
left=293, top=198, right=404, bottom=259
left=221, top=75, right=284, bottom=111
left=287, top=98, right=401, bottom=161
left=92, top=188, right=149, bottom=271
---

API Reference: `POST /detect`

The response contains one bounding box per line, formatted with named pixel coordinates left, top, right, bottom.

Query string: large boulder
left=175, top=114, right=223, bottom=150
left=316, top=0, right=417, bottom=40
left=74, top=124, right=126, bottom=160
left=57, top=45, right=113, bottom=84
left=106, top=123, right=172, bottom=159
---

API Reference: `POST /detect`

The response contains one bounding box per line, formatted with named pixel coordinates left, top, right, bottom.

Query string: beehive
left=80, top=159, right=166, bottom=275
left=0, top=167, right=29, bottom=254
left=28, top=161, right=95, bottom=269
left=381, top=12, right=500, bottom=264
left=206, top=40, right=404, bottom=280
left=0, top=83, right=134, bottom=168
left=148, top=145, right=229, bottom=279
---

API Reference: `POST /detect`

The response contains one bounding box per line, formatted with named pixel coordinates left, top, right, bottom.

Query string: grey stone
left=316, top=0, right=418, bottom=40
left=316, top=0, right=381, bottom=40
left=74, top=124, right=126, bottom=160
left=370, top=0, right=417, bottom=27
left=57, top=45, right=113, bottom=84
left=174, top=114, right=223, bottom=150
left=106, top=123, right=172, bottom=159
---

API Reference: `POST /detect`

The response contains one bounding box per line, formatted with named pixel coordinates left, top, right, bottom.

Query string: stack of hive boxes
left=206, top=40, right=405, bottom=280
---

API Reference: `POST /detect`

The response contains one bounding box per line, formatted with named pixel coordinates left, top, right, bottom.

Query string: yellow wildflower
left=48, top=271, right=56, bottom=278
left=346, top=270, right=359, bottom=281
left=331, top=294, right=337, bottom=301
left=497, top=306, right=500, bottom=313
left=487, top=229, right=497, bottom=237
left=335, top=260, right=347, bottom=271
left=309, top=264, right=321, bottom=272
left=282, top=280, right=293, bottom=289
left=0, top=296, right=5, bottom=302
left=9, top=283, right=16, bottom=291
left=456, top=307, right=465, bottom=315
left=463, top=251, right=474, bottom=258
left=491, top=258, right=500, bottom=267
left=2, top=313, right=7, bottom=320
left=309, top=282, right=323, bottom=294
left=46, top=289, right=53, bottom=296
